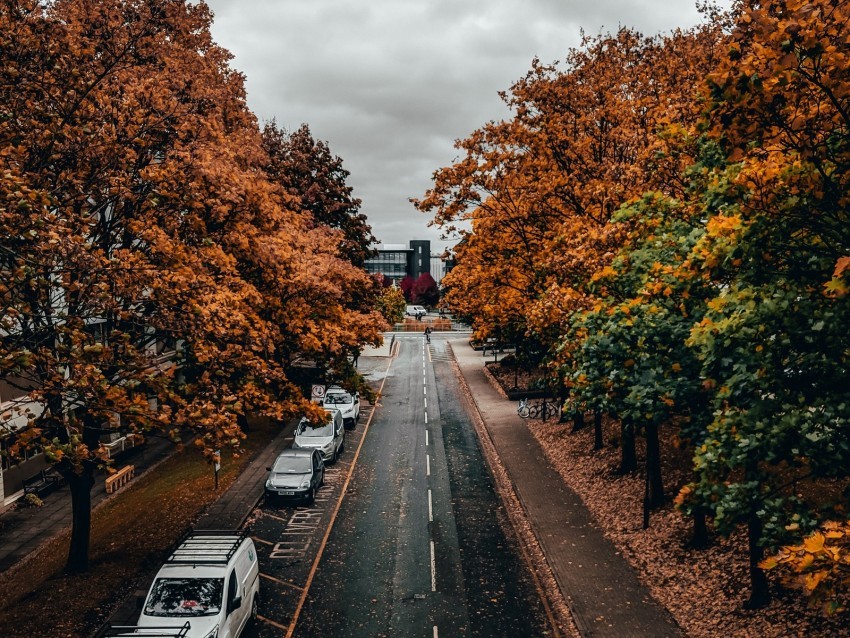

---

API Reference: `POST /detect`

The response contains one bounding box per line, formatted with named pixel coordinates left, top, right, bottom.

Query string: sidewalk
left=449, top=338, right=683, bottom=638
left=0, top=435, right=175, bottom=573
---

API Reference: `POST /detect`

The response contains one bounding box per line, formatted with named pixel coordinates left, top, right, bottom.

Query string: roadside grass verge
left=0, top=419, right=278, bottom=638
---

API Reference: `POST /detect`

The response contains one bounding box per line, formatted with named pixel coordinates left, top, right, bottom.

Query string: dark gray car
left=264, top=448, right=324, bottom=505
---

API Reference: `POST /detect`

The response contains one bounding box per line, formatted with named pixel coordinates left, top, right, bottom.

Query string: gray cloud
left=203, top=0, right=729, bottom=254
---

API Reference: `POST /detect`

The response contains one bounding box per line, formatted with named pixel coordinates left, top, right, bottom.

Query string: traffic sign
left=311, top=384, right=326, bottom=400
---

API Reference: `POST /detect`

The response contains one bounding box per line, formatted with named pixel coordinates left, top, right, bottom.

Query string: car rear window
left=145, top=577, right=224, bottom=617
left=324, top=393, right=352, bottom=404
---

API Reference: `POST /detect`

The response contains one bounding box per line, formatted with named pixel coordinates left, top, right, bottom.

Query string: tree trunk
left=65, top=467, right=95, bottom=573
left=593, top=410, right=604, bottom=451
left=645, top=420, right=665, bottom=507
left=618, top=417, right=637, bottom=474
left=744, top=512, right=771, bottom=609
left=689, top=506, right=709, bottom=549
left=63, top=410, right=101, bottom=573
left=570, top=410, right=585, bottom=432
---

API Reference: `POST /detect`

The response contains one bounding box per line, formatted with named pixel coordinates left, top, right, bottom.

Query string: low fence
left=103, top=433, right=143, bottom=459
left=393, top=318, right=453, bottom=332
left=105, top=464, right=135, bottom=494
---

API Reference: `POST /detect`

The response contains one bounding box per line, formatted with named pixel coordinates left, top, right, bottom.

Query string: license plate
left=281, top=490, right=295, bottom=496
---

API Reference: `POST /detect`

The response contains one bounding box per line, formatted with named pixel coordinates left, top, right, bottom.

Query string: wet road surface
left=247, top=335, right=552, bottom=637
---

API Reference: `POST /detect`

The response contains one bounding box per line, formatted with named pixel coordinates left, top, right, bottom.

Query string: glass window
left=271, top=455, right=311, bottom=473
left=144, top=577, right=224, bottom=617
left=296, top=419, right=334, bottom=437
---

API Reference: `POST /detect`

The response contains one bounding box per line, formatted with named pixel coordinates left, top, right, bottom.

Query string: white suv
left=322, top=386, right=360, bottom=429
left=136, top=530, right=260, bottom=638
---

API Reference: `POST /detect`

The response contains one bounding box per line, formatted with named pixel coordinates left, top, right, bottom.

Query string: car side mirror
left=266, top=467, right=272, bottom=471
left=229, top=595, right=242, bottom=614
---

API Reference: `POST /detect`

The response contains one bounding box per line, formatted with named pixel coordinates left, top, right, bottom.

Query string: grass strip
left=0, top=420, right=277, bottom=638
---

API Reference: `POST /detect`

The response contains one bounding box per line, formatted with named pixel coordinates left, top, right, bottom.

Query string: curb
left=447, top=342, right=581, bottom=638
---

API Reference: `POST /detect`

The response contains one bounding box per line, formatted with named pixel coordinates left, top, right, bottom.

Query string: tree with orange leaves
left=0, top=0, right=383, bottom=573
left=683, top=0, right=850, bottom=609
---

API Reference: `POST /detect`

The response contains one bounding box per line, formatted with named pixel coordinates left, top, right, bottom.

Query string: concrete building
left=365, top=240, right=453, bottom=285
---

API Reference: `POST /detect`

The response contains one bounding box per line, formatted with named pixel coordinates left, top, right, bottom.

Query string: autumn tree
left=261, top=122, right=377, bottom=267
left=0, top=0, right=384, bottom=573
left=411, top=272, right=439, bottom=307
left=376, top=284, right=406, bottom=325
left=682, top=0, right=850, bottom=608
left=399, top=274, right=414, bottom=301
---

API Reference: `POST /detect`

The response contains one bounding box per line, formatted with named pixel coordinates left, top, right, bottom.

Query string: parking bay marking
left=260, top=572, right=305, bottom=591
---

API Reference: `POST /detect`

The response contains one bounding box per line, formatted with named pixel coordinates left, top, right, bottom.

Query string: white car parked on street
left=322, top=386, right=360, bottom=429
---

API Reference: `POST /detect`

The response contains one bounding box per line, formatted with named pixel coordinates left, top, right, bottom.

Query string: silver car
left=293, top=408, right=345, bottom=462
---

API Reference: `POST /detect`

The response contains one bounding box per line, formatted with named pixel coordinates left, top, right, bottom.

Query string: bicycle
left=517, top=398, right=562, bottom=420
left=517, top=398, right=531, bottom=418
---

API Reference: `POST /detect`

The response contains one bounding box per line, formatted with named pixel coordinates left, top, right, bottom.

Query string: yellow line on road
left=251, top=536, right=275, bottom=546
left=261, top=572, right=304, bottom=591
left=285, top=354, right=394, bottom=638
left=259, top=614, right=289, bottom=630
left=261, top=512, right=290, bottom=523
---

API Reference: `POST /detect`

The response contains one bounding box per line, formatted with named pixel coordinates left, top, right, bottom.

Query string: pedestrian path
left=449, top=338, right=683, bottom=638
left=0, top=435, right=174, bottom=573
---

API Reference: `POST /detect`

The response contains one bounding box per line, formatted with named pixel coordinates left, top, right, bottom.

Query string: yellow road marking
left=251, top=536, right=274, bottom=546
left=259, top=614, right=289, bottom=630
left=285, top=354, right=394, bottom=638
left=261, top=572, right=304, bottom=591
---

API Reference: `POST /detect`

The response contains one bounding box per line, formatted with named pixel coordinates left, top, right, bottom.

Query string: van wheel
left=250, top=595, right=259, bottom=623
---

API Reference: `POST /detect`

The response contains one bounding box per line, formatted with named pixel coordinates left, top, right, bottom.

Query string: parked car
left=264, top=448, right=324, bottom=505
left=322, top=386, right=360, bottom=429
left=136, top=530, right=260, bottom=638
left=294, top=408, right=345, bottom=462
left=405, top=304, right=427, bottom=319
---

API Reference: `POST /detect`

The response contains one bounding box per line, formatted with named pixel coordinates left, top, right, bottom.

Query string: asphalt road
left=286, top=335, right=551, bottom=638
left=96, top=332, right=551, bottom=638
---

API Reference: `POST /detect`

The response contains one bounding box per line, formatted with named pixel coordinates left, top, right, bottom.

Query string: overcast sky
left=202, top=0, right=726, bottom=255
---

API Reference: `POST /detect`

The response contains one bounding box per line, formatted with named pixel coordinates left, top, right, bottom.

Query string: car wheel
left=250, top=595, right=259, bottom=623
left=307, top=487, right=316, bottom=505
left=319, top=468, right=325, bottom=487
left=340, top=438, right=345, bottom=455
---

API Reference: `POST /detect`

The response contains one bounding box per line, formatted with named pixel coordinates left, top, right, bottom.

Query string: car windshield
left=144, top=577, right=223, bottom=617
left=297, top=420, right=334, bottom=437
left=272, top=455, right=311, bottom=473
left=324, top=393, right=352, bottom=405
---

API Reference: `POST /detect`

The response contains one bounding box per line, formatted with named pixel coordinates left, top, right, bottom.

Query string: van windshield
left=145, top=577, right=224, bottom=617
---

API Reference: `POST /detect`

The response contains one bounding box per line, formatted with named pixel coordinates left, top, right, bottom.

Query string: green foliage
left=377, top=285, right=406, bottom=325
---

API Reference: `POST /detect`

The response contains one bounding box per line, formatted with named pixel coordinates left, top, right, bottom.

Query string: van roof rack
left=165, top=529, right=248, bottom=566
left=99, top=621, right=190, bottom=637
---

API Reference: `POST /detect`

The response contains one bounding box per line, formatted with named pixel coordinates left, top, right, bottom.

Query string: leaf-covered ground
left=487, top=362, right=848, bottom=637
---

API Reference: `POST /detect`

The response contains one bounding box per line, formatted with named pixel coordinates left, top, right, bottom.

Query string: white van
left=406, top=305, right=426, bottom=319
left=136, top=530, right=260, bottom=638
